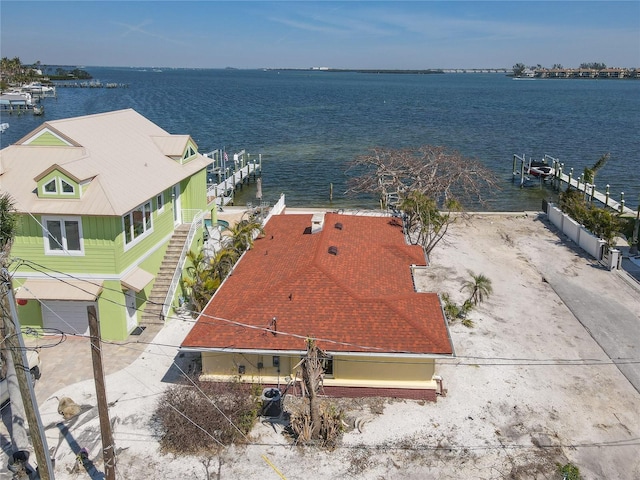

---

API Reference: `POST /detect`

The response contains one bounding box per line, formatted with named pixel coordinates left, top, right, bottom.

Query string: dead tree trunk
left=301, top=339, right=323, bottom=440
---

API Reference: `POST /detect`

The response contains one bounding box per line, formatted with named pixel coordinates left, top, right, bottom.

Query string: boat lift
left=513, top=153, right=635, bottom=216
left=203, top=149, right=262, bottom=207
left=512, top=153, right=556, bottom=187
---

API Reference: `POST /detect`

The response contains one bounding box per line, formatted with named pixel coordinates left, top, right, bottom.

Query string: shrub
left=441, top=294, right=475, bottom=328
left=559, top=188, right=622, bottom=247
left=155, top=377, right=260, bottom=455
left=288, top=404, right=345, bottom=450
left=557, top=462, right=580, bottom=480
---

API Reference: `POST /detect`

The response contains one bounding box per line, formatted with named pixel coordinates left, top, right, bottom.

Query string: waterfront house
left=0, top=109, right=212, bottom=340
left=181, top=211, right=454, bottom=400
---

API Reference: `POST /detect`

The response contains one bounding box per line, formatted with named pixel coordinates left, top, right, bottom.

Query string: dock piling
left=513, top=152, right=636, bottom=215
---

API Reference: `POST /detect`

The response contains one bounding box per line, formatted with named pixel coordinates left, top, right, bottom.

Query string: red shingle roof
left=181, top=213, right=452, bottom=355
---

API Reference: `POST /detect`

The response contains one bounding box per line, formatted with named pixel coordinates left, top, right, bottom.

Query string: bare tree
left=290, top=339, right=344, bottom=448
left=301, top=338, right=323, bottom=440
left=347, top=145, right=498, bottom=209
left=347, top=146, right=498, bottom=255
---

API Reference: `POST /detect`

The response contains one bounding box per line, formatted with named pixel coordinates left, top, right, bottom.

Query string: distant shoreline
left=266, top=68, right=446, bottom=75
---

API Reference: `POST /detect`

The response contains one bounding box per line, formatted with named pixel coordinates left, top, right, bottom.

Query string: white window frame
left=182, top=145, right=196, bottom=161
left=42, top=216, right=84, bottom=255
left=122, top=201, right=153, bottom=249
left=60, top=178, right=75, bottom=195
left=41, top=177, right=76, bottom=196
left=43, top=179, right=57, bottom=194
left=156, top=192, right=165, bottom=214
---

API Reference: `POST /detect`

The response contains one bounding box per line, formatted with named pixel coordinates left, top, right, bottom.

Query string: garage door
left=42, top=301, right=95, bottom=336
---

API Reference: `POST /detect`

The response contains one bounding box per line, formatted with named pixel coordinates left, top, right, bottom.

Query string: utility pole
left=87, top=306, right=116, bottom=480
left=1, top=271, right=54, bottom=479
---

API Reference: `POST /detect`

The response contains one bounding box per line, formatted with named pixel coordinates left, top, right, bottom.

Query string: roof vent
left=328, top=246, right=338, bottom=255
left=334, top=222, right=343, bottom=230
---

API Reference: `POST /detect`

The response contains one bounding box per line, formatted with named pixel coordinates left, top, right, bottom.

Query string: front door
left=172, top=184, right=181, bottom=226
left=125, top=289, right=138, bottom=332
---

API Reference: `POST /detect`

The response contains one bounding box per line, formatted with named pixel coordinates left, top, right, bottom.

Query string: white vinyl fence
left=546, top=203, right=621, bottom=270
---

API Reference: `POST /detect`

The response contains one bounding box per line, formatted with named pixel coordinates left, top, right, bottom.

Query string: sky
left=1, top=1, right=638, bottom=70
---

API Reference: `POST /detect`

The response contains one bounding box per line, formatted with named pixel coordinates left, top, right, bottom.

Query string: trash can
left=260, top=388, right=282, bottom=417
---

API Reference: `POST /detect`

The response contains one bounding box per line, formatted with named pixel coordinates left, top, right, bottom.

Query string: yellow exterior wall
left=335, top=355, right=435, bottom=382
left=201, top=352, right=436, bottom=389
left=202, top=352, right=297, bottom=379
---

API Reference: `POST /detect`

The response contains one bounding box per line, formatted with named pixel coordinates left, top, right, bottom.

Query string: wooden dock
left=203, top=149, right=262, bottom=207
left=513, top=153, right=637, bottom=217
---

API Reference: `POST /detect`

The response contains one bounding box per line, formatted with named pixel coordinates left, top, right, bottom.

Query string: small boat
left=527, top=160, right=553, bottom=179
left=33, top=105, right=45, bottom=116
left=22, top=82, right=56, bottom=94
left=0, top=123, right=9, bottom=134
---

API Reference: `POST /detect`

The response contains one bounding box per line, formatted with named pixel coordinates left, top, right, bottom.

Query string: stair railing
left=162, top=210, right=206, bottom=321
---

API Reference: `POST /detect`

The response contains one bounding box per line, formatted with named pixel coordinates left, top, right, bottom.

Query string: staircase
left=141, top=224, right=190, bottom=325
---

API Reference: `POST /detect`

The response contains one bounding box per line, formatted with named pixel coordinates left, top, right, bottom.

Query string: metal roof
left=0, top=109, right=210, bottom=216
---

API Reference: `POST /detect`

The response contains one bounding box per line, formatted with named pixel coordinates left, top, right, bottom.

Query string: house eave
left=179, top=346, right=454, bottom=359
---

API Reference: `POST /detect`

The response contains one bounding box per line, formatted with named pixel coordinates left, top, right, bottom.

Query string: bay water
left=2, top=68, right=638, bottom=210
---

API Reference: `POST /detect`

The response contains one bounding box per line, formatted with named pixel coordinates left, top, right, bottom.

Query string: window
left=123, top=201, right=153, bottom=246
left=297, top=355, right=333, bottom=376
left=321, top=356, right=334, bottom=377
left=61, top=179, right=75, bottom=194
left=41, top=177, right=76, bottom=196
left=43, top=216, right=83, bottom=255
left=182, top=145, right=196, bottom=160
left=44, top=179, right=57, bottom=193
left=157, top=192, right=164, bottom=213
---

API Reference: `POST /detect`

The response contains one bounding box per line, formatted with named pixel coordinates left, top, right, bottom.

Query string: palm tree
left=0, top=193, right=28, bottom=444
left=0, top=193, right=18, bottom=379
left=209, top=247, right=239, bottom=281
left=223, top=218, right=263, bottom=254
left=0, top=193, right=19, bottom=261
left=0, top=57, right=23, bottom=84
left=460, top=271, right=493, bottom=306
left=583, top=153, right=610, bottom=185
left=182, top=250, right=221, bottom=312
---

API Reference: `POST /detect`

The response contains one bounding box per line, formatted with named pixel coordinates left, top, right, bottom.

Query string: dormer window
left=61, top=179, right=75, bottom=194
left=41, top=176, right=77, bottom=196
left=44, top=179, right=57, bottom=193
left=182, top=145, right=196, bottom=160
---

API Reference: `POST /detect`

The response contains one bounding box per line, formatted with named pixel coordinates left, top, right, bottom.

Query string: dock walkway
left=203, top=149, right=262, bottom=207
left=513, top=153, right=637, bottom=216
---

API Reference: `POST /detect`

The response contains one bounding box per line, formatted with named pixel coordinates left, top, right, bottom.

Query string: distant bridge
left=441, top=69, right=510, bottom=73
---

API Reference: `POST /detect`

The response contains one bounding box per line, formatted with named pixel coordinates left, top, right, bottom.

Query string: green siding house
left=0, top=109, right=212, bottom=340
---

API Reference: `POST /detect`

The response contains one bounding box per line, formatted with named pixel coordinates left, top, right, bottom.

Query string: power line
left=63, top=326, right=640, bottom=466
left=6, top=267, right=640, bottom=466
left=11, top=260, right=640, bottom=367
